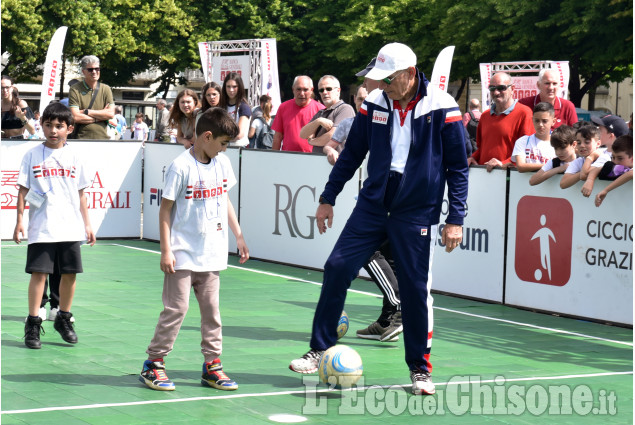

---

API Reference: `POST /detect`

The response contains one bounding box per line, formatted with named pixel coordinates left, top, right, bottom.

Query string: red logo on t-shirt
left=515, top=196, right=573, bottom=286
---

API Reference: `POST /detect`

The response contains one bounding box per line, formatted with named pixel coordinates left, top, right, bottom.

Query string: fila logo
left=372, top=110, right=389, bottom=125
left=421, top=228, right=428, bottom=236
left=515, top=196, right=573, bottom=286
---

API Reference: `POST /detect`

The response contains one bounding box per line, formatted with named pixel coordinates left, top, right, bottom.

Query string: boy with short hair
left=139, top=107, right=249, bottom=392
left=581, top=115, right=630, bottom=197
left=508, top=102, right=556, bottom=172
left=13, top=102, right=96, bottom=349
left=529, top=125, right=577, bottom=186
left=131, top=112, right=149, bottom=141
left=560, top=125, right=601, bottom=189
left=594, top=135, right=633, bottom=206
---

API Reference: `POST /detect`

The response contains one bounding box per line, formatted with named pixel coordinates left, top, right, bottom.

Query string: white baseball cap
left=365, top=43, right=417, bottom=81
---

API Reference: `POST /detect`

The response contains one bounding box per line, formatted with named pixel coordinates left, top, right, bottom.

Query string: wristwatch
left=83, top=109, right=89, bottom=116
left=319, top=196, right=332, bottom=205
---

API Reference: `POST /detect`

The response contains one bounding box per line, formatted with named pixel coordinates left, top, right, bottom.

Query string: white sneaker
left=289, top=349, right=324, bottom=374
left=410, top=370, right=435, bottom=395
left=38, top=307, right=47, bottom=321
left=48, top=307, right=75, bottom=323
left=47, top=307, right=59, bottom=321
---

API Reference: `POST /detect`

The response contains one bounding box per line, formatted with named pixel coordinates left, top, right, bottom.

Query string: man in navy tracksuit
left=289, top=43, right=469, bottom=395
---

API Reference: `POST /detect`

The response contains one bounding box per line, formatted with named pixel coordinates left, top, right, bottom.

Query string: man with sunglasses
left=271, top=76, right=324, bottom=152
left=467, top=72, right=533, bottom=171
left=68, top=55, right=115, bottom=139
left=300, top=75, right=355, bottom=154
left=289, top=43, right=468, bottom=396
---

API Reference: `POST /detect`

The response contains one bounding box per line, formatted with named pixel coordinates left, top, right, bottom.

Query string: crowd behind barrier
left=1, top=140, right=631, bottom=325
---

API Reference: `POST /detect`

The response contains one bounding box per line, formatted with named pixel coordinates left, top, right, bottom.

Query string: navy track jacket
left=320, top=70, right=469, bottom=225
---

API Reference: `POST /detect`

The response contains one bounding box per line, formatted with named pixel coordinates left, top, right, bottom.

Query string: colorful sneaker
left=380, top=311, right=403, bottom=342
left=53, top=311, right=77, bottom=344
left=289, top=348, right=324, bottom=374
left=24, top=316, right=44, bottom=349
left=356, top=321, right=399, bottom=342
left=139, top=360, right=175, bottom=391
left=410, top=369, right=435, bottom=395
left=201, top=359, right=238, bottom=390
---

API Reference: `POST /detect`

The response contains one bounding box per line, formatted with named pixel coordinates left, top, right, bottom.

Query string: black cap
left=591, top=115, right=629, bottom=137
left=355, top=58, right=377, bottom=77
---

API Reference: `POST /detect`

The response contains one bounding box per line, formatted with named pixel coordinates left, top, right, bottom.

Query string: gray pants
left=146, top=270, right=222, bottom=363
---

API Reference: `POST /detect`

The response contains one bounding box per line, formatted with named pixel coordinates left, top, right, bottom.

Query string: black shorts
left=25, top=242, right=83, bottom=275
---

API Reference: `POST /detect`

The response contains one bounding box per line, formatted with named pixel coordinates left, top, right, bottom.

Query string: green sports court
left=1, top=240, right=632, bottom=424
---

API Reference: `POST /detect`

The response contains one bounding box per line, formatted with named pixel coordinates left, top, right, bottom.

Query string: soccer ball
left=318, top=345, right=363, bottom=388
left=336, top=310, right=349, bottom=339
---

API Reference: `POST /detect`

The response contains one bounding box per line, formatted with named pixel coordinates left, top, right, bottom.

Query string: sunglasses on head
left=488, top=84, right=511, bottom=92
left=318, top=87, right=336, bottom=93
left=85, top=67, right=101, bottom=73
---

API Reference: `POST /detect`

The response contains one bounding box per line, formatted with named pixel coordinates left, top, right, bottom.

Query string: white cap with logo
left=365, top=43, right=417, bottom=81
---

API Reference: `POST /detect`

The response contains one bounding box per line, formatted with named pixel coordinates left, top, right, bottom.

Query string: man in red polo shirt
left=519, top=69, right=578, bottom=128
left=271, top=76, right=324, bottom=152
left=468, top=72, right=534, bottom=171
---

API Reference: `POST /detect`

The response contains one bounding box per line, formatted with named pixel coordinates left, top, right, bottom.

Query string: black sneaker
left=380, top=311, right=403, bottom=342
left=54, top=311, right=77, bottom=344
left=24, top=316, right=44, bottom=349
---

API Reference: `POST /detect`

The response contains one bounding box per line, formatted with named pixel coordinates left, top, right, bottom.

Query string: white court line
left=109, top=243, right=634, bottom=348
left=2, top=370, right=632, bottom=415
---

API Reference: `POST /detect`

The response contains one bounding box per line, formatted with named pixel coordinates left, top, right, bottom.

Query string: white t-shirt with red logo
left=17, top=143, right=91, bottom=243
left=162, top=149, right=236, bottom=271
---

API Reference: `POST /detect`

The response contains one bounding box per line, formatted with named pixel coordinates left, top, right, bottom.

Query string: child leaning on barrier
left=580, top=115, right=629, bottom=197
left=14, top=102, right=96, bottom=349
left=594, top=135, right=633, bottom=207
left=560, top=125, right=601, bottom=189
left=529, top=125, right=577, bottom=186
left=139, top=107, right=249, bottom=392
left=507, top=102, right=556, bottom=172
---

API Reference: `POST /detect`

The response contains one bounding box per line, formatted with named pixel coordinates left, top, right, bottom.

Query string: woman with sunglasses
left=1, top=76, right=35, bottom=139
left=220, top=73, right=251, bottom=147
left=168, top=89, right=200, bottom=149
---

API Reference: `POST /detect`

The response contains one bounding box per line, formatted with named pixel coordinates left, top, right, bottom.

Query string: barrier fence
left=2, top=140, right=632, bottom=325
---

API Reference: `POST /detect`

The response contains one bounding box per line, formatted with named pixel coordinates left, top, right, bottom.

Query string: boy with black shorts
left=13, top=102, right=96, bottom=349
left=139, top=108, right=249, bottom=391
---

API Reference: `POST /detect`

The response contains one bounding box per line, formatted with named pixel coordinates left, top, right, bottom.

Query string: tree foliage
left=1, top=0, right=632, bottom=105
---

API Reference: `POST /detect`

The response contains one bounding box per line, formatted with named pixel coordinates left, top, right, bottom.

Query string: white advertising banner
left=198, top=42, right=212, bottom=82
left=143, top=144, right=240, bottom=252
left=506, top=172, right=633, bottom=325
left=479, top=63, right=493, bottom=110
left=239, top=150, right=359, bottom=269
left=431, top=167, right=507, bottom=302
left=1, top=140, right=142, bottom=239
left=429, top=46, right=455, bottom=93
left=260, top=38, right=282, bottom=114
left=211, top=56, right=250, bottom=86
left=39, top=26, right=67, bottom=113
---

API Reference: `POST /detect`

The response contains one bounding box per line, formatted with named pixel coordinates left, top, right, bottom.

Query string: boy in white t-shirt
left=529, top=125, right=577, bottom=186
left=581, top=114, right=629, bottom=197
left=139, top=108, right=249, bottom=392
left=560, top=125, right=601, bottom=189
left=131, top=112, right=149, bottom=141
left=13, top=102, right=96, bottom=349
left=508, top=102, right=556, bottom=172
